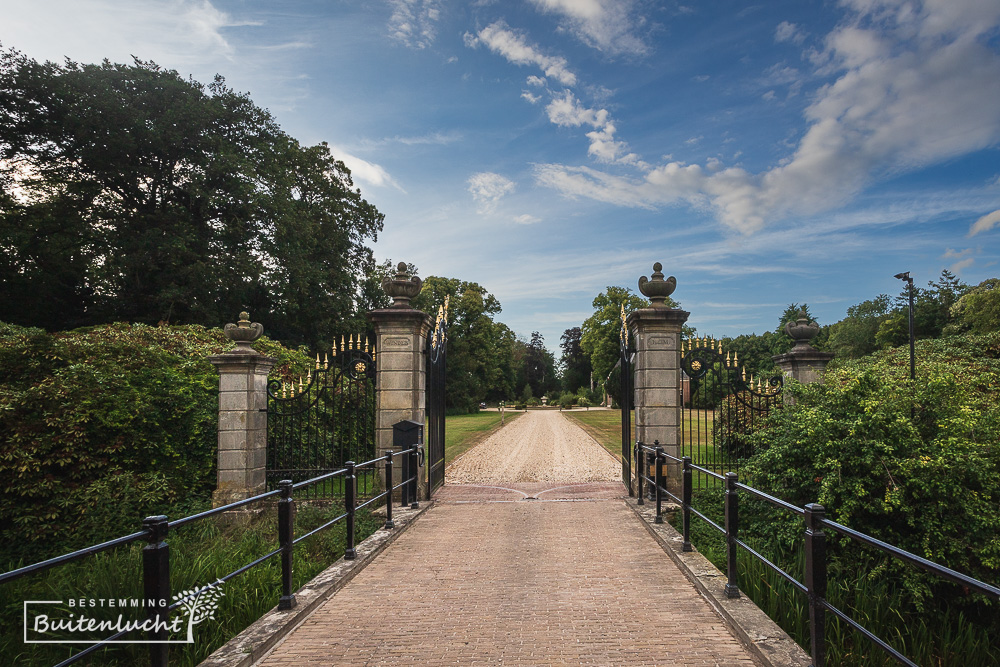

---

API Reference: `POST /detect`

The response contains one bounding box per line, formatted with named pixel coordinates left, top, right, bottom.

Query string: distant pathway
left=256, top=410, right=760, bottom=665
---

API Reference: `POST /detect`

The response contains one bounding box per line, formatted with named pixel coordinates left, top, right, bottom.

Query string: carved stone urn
left=637, top=262, right=677, bottom=307
left=382, top=262, right=423, bottom=308
left=785, top=310, right=820, bottom=351
left=223, top=312, right=264, bottom=354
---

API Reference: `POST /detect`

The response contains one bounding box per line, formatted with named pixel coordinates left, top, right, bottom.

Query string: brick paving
left=257, top=484, right=760, bottom=666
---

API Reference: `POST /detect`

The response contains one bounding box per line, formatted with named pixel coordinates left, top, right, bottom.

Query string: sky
left=2, top=0, right=999, bottom=352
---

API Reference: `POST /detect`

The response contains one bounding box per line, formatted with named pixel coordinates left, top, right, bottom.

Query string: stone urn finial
left=223, top=311, right=264, bottom=354
left=638, top=262, right=677, bottom=308
left=382, top=262, right=423, bottom=308
left=785, top=310, right=820, bottom=351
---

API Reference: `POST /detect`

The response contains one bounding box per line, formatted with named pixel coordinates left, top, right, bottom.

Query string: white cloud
left=544, top=92, right=644, bottom=166
left=465, top=21, right=577, bottom=86
left=522, top=91, right=542, bottom=104
left=387, top=0, right=442, bottom=49
left=526, top=75, right=547, bottom=87
left=949, top=257, right=975, bottom=274
left=775, top=21, right=807, bottom=45
left=527, top=0, right=649, bottom=56
left=536, top=0, right=1000, bottom=235
left=468, top=172, right=516, bottom=213
left=969, top=209, right=1000, bottom=236
left=330, top=146, right=405, bottom=192
left=512, top=214, right=541, bottom=225
left=942, top=247, right=972, bottom=259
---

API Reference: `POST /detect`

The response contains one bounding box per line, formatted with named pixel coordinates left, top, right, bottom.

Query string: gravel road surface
left=447, top=409, right=620, bottom=484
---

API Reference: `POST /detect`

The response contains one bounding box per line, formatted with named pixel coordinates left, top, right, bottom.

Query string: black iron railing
left=634, top=441, right=1000, bottom=667
left=0, top=445, right=422, bottom=667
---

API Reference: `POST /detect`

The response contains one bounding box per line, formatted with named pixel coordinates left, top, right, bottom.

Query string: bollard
left=654, top=445, right=665, bottom=524
left=724, top=472, right=740, bottom=598
left=681, top=456, right=693, bottom=552
left=142, top=515, right=170, bottom=667
left=384, top=452, right=395, bottom=529
left=805, top=503, right=827, bottom=667
left=635, top=442, right=644, bottom=505
left=278, top=480, right=297, bottom=610
left=345, top=462, right=357, bottom=560
left=409, top=446, right=419, bottom=509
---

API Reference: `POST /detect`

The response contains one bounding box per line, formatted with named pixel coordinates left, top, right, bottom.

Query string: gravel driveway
left=447, top=409, right=620, bottom=484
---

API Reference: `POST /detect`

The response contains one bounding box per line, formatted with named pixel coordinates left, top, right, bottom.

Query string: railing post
left=278, top=480, right=297, bottom=610
left=142, top=515, right=170, bottom=667
left=635, top=442, right=644, bottom=505
left=682, top=456, right=693, bottom=552
left=805, top=503, right=827, bottom=667
left=724, top=472, right=740, bottom=598
left=409, top=446, right=420, bottom=509
left=384, top=452, right=395, bottom=529
left=345, top=462, right=357, bottom=560
left=654, top=444, right=665, bottom=524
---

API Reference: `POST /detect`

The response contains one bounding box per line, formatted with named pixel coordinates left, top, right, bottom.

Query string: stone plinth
left=628, top=307, right=690, bottom=495
left=209, top=350, right=275, bottom=508
left=368, top=308, right=432, bottom=500
left=772, top=349, right=834, bottom=396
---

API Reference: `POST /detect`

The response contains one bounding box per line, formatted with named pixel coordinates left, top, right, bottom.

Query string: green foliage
left=874, top=271, right=969, bottom=350
left=412, top=276, right=516, bottom=410
left=559, top=326, right=591, bottom=394
left=827, top=294, right=893, bottom=359
left=0, top=321, right=311, bottom=563
left=947, top=278, right=1000, bottom=335
left=0, top=49, right=383, bottom=350
left=744, top=333, right=1000, bottom=607
left=520, top=331, right=559, bottom=399
left=580, top=286, right=651, bottom=395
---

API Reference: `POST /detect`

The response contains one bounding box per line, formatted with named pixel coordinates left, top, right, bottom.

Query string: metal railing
left=0, top=445, right=422, bottom=667
left=634, top=441, right=1000, bottom=667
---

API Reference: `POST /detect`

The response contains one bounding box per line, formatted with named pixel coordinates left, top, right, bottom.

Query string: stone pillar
left=209, top=313, right=276, bottom=508
left=367, top=263, right=432, bottom=501
left=771, top=312, right=834, bottom=404
left=629, top=263, right=690, bottom=496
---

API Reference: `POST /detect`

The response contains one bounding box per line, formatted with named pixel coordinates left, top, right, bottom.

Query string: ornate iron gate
left=425, top=298, right=448, bottom=497
left=619, top=303, right=634, bottom=495
left=266, top=335, right=376, bottom=499
left=680, top=336, right=782, bottom=487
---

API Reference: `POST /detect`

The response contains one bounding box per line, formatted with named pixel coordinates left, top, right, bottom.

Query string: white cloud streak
left=387, top=0, right=441, bottom=49
left=467, top=172, right=516, bottom=213
left=465, top=21, right=577, bottom=86
left=536, top=0, right=1000, bottom=235
left=527, top=0, right=649, bottom=55
left=330, top=146, right=405, bottom=192
left=969, top=209, right=1000, bottom=236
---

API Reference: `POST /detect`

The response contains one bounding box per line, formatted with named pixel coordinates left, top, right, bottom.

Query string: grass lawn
left=444, top=410, right=523, bottom=465
left=561, top=409, right=626, bottom=460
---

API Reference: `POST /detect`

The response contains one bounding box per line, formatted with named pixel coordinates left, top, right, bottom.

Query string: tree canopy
left=0, top=49, right=383, bottom=350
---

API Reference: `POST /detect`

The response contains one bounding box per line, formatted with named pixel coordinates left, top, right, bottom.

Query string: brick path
left=258, top=484, right=760, bottom=666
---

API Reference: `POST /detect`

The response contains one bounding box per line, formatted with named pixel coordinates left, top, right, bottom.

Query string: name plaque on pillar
left=383, top=337, right=410, bottom=349
left=648, top=334, right=675, bottom=350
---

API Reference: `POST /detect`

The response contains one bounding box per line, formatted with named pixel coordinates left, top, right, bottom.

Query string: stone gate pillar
left=209, top=313, right=275, bottom=508
left=771, top=311, right=834, bottom=404
left=367, top=263, right=433, bottom=500
left=628, top=263, right=689, bottom=496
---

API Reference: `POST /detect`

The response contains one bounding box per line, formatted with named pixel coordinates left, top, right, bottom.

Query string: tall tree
left=0, top=49, right=383, bottom=349
left=559, top=326, right=592, bottom=393
left=523, top=331, right=558, bottom=399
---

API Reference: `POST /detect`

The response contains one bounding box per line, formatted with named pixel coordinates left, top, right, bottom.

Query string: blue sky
left=3, top=0, right=999, bottom=351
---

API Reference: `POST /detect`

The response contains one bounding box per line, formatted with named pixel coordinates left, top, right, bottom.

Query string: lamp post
left=894, top=272, right=915, bottom=381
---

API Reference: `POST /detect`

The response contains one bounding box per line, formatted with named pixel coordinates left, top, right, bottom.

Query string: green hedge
left=0, top=322, right=312, bottom=564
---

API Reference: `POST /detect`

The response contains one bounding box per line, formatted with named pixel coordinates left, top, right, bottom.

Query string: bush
left=558, top=392, right=576, bottom=409
left=0, top=321, right=311, bottom=563
left=744, top=333, right=1000, bottom=609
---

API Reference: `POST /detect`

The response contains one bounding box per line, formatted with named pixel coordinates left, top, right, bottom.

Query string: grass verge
left=561, top=409, right=625, bottom=460
left=444, top=410, right=523, bottom=465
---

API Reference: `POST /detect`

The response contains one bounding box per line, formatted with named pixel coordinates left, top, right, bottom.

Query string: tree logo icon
left=171, top=580, right=225, bottom=643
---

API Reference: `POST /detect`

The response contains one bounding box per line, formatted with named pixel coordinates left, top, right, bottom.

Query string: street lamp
left=894, top=272, right=915, bottom=381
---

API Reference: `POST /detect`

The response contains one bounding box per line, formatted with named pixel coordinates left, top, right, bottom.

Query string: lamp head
left=894, top=272, right=911, bottom=281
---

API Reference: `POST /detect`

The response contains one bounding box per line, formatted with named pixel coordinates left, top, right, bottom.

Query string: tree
left=875, top=270, right=969, bottom=349
left=411, top=276, right=515, bottom=410
left=0, top=49, right=383, bottom=349
left=579, top=286, right=651, bottom=395
left=559, top=327, right=591, bottom=393
left=826, top=294, right=893, bottom=359
left=946, top=278, right=1000, bottom=335
left=523, top=331, right=558, bottom=399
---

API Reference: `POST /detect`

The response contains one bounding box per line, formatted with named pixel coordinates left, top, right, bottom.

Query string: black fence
left=426, top=300, right=447, bottom=497
left=634, top=441, right=1000, bottom=667
left=266, top=335, right=376, bottom=499
left=680, top=336, right=782, bottom=486
left=0, top=438, right=423, bottom=667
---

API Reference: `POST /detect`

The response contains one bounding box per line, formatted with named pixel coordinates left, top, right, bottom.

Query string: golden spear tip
left=324, top=353, right=329, bottom=369
left=315, top=353, right=321, bottom=370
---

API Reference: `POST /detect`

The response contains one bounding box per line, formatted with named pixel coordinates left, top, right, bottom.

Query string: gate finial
left=382, top=262, right=423, bottom=308
left=638, top=262, right=677, bottom=307
left=222, top=311, right=264, bottom=354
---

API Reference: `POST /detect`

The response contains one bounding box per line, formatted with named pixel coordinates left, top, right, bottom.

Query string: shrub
left=0, top=321, right=311, bottom=563
left=744, top=333, right=1000, bottom=609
